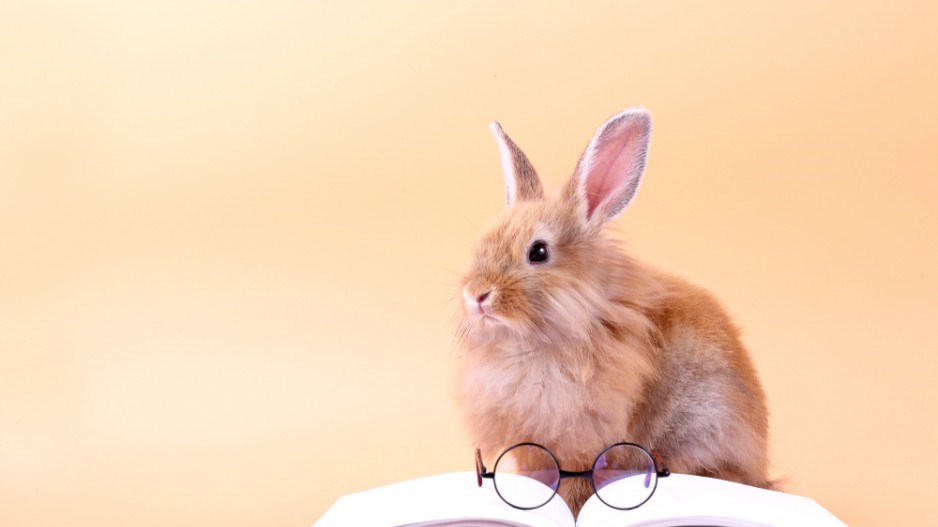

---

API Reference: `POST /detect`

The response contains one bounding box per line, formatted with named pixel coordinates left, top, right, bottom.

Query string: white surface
left=313, top=471, right=572, bottom=527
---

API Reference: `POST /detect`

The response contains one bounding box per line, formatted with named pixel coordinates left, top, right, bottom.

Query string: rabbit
left=454, top=108, right=771, bottom=516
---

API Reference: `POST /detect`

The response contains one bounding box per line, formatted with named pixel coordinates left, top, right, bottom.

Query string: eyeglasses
left=475, top=442, right=670, bottom=511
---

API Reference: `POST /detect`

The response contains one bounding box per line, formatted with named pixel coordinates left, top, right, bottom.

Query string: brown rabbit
left=454, top=108, right=770, bottom=516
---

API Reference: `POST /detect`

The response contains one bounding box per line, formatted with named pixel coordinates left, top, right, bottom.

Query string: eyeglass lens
left=492, top=443, right=560, bottom=509
left=592, top=443, right=658, bottom=509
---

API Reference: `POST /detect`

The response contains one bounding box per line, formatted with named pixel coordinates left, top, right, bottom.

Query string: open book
left=313, top=471, right=845, bottom=527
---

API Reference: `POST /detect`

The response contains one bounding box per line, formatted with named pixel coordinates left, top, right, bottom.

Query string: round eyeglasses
left=475, top=442, right=670, bottom=510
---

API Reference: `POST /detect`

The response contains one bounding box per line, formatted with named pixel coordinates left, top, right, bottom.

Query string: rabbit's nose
left=463, top=287, right=495, bottom=314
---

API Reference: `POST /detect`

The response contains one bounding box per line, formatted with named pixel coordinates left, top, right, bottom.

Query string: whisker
left=436, top=291, right=460, bottom=316
left=450, top=318, right=471, bottom=354
left=437, top=266, right=465, bottom=278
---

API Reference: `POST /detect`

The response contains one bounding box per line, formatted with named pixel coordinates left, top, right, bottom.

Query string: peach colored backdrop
left=2, top=1, right=936, bottom=526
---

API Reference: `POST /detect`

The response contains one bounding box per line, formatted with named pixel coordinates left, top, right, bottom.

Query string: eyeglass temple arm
left=557, top=468, right=670, bottom=479
left=475, top=448, right=495, bottom=487
left=651, top=449, right=670, bottom=478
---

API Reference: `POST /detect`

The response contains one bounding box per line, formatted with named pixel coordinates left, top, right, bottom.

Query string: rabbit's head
left=460, top=108, right=652, bottom=348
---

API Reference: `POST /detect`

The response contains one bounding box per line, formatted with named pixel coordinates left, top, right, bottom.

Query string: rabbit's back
left=629, top=269, right=770, bottom=486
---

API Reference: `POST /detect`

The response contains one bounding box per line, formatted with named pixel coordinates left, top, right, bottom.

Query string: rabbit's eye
left=528, top=241, right=549, bottom=264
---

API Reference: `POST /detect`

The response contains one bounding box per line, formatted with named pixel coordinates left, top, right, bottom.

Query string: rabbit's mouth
left=465, top=305, right=511, bottom=332
left=475, top=309, right=503, bottom=325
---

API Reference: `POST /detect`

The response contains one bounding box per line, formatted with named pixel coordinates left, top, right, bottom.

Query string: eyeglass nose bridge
left=559, top=468, right=593, bottom=479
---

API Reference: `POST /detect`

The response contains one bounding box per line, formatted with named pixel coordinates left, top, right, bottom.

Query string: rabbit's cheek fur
left=538, top=285, right=605, bottom=343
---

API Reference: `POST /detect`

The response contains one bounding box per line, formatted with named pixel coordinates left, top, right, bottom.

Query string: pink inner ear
left=583, top=116, right=647, bottom=219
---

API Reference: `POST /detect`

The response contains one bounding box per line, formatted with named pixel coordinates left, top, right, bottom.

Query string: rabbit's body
left=455, top=109, right=769, bottom=515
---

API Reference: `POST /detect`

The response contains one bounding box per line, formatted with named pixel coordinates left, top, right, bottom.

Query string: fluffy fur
left=454, top=108, right=770, bottom=516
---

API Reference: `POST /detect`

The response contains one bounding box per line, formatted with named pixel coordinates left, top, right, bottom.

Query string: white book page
left=314, top=471, right=574, bottom=527
left=575, top=474, right=846, bottom=527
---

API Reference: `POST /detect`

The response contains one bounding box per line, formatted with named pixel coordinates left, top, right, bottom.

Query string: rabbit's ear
left=490, top=122, right=544, bottom=206
left=565, top=108, right=651, bottom=223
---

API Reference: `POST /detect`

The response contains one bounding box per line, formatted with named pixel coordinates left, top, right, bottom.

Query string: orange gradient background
left=2, top=2, right=936, bottom=526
